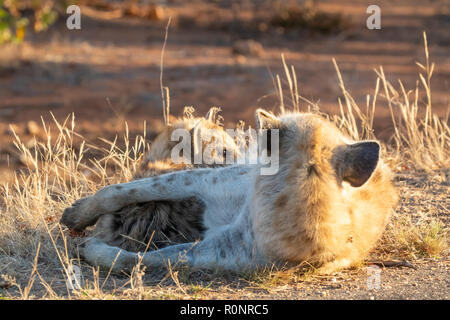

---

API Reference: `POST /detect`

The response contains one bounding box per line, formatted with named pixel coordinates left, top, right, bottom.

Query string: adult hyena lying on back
left=61, top=109, right=398, bottom=274
left=92, top=108, right=241, bottom=252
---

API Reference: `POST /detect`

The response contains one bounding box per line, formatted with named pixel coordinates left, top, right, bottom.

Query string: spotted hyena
left=90, top=107, right=242, bottom=252
left=61, top=109, right=398, bottom=274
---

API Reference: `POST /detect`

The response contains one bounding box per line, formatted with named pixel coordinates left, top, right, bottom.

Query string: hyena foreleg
left=60, top=165, right=249, bottom=231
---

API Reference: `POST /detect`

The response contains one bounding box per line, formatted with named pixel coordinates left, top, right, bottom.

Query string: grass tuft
left=380, top=213, right=448, bottom=259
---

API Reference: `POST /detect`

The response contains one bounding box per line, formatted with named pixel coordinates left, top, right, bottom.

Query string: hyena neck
left=133, top=160, right=192, bottom=179
left=252, top=154, right=341, bottom=264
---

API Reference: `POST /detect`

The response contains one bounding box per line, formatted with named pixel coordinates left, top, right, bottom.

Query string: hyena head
left=252, top=109, right=398, bottom=270
left=135, top=108, right=241, bottom=178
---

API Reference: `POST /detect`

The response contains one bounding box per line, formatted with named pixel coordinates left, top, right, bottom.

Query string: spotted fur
left=93, top=109, right=240, bottom=252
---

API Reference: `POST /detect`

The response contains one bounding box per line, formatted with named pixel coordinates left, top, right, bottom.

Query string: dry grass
left=0, top=33, right=448, bottom=299
left=277, top=34, right=449, bottom=171
left=375, top=34, right=449, bottom=171
left=381, top=214, right=448, bottom=259
left=0, top=114, right=147, bottom=298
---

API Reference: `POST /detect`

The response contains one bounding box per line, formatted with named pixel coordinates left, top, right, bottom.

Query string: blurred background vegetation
left=1, top=0, right=353, bottom=44
left=0, top=0, right=64, bottom=43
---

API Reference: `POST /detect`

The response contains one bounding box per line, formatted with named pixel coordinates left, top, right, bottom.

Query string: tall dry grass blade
left=374, top=32, right=449, bottom=170
left=160, top=17, right=172, bottom=126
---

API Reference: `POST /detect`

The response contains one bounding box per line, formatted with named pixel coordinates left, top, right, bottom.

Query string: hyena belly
left=94, top=197, right=205, bottom=252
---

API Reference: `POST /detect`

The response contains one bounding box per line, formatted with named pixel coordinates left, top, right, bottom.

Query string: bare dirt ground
left=0, top=0, right=448, bottom=299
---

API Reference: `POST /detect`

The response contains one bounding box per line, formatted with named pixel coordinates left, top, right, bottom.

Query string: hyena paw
left=60, top=197, right=98, bottom=231
left=317, top=259, right=352, bottom=275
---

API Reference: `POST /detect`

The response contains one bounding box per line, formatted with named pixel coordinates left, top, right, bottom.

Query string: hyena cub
left=92, top=108, right=241, bottom=252
left=61, top=109, right=398, bottom=274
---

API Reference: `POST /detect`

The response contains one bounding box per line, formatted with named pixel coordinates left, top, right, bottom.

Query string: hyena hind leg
left=81, top=224, right=257, bottom=273
left=80, top=237, right=197, bottom=273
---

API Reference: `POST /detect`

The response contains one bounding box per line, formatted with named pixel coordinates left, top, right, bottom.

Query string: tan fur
left=252, top=112, right=398, bottom=273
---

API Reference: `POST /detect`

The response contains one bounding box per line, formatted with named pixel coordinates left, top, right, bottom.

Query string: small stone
left=232, top=40, right=263, bottom=57
left=26, top=120, right=40, bottom=136
left=148, top=4, right=165, bottom=21
left=258, top=23, right=268, bottom=32
left=235, top=55, right=247, bottom=64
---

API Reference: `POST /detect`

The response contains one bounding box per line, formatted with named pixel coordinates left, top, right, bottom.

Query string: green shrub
left=0, top=0, right=60, bottom=44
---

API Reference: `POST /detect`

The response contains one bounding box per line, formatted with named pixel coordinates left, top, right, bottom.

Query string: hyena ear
left=255, top=109, right=280, bottom=130
left=334, top=141, right=380, bottom=187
